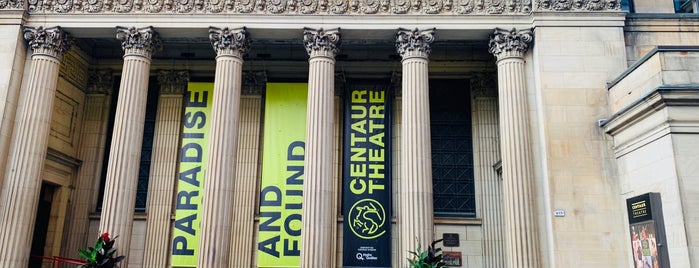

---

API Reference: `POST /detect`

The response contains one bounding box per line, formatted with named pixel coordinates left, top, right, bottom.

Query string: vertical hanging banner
left=171, top=82, right=213, bottom=267
left=257, top=83, right=308, bottom=268
left=343, top=83, right=392, bottom=268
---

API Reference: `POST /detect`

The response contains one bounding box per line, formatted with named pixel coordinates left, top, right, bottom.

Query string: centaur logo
left=349, top=199, right=386, bottom=239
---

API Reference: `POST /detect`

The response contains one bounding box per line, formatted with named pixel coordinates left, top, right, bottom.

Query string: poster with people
left=630, top=221, right=659, bottom=268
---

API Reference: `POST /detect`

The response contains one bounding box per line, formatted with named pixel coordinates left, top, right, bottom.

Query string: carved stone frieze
left=395, top=27, right=435, bottom=58
left=86, top=69, right=114, bottom=94
left=59, top=50, right=89, bottom=89
left=157, top=70, right=189, bottom=94
left=23, top=26, right=72, bottom=59
left=12, top=0, right=625, bottom=13
left=208, top=26, right=250, bottom=56
left=116, top=26, right=162, bottom=58
left=0, top=0, right=23, bottom=9
left=537, top=0, right=619, bottom=11
left=17, top=0, right=575, bottom=13
left=303, top=28, right=341, bottom=57
left=488, top=27, right=533, bottom=59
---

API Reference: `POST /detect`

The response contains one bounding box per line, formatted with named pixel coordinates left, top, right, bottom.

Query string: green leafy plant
left=78, top=232, right=125, bottom=268
left=408, top=238, right=447, bottom=268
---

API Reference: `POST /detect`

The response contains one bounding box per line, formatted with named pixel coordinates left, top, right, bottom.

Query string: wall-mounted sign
left=442, top=251, right=462, bottom=267
left=442, top=233, right=459, bottom=247
left=626, top=193, right=669, bottom=268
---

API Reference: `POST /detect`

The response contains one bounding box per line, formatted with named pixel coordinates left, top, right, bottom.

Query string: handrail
left=31, top=255, right=87, bottom=268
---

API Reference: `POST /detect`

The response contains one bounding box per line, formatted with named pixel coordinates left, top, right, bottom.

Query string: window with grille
left=429, top=79, right=476, bottom=218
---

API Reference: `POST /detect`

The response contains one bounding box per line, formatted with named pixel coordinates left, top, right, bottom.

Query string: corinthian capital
left=23, top=26, right=71, bottom=59
left=208, top=26, right=250, bottom=56
left=303, top=28, right=341, bottom=57
left=116, top=26, right=162, bottom=58
left=488, top=28, right=533, bottom=59
left=86, top=69, right=114, bottom=95
left=158, top=70, right=190, bottom=95
left=395, top=28, right=436, bottom=58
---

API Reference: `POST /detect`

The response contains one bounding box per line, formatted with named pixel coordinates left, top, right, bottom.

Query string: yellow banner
left=257, top=83, right=308, bottom=268
left=171, top=82, right=213, bottom=267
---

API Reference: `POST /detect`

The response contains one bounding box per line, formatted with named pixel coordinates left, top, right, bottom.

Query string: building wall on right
left=604, top=48, right=699, bottom=267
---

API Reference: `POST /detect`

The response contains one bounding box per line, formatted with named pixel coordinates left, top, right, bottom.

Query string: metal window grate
left=430, top=80, right=475, bottom=218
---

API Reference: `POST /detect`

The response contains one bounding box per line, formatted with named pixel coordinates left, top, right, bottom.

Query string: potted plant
left=408, top=238, right=447, bottom=268
left=78, top=232, right=125, bottom=268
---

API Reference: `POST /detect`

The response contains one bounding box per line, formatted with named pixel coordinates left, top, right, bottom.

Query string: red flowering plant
left=77, top=232, right=125, bottom=268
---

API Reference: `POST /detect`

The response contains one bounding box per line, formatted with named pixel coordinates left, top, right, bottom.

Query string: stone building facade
left=0, top=0, right=697, bottom=266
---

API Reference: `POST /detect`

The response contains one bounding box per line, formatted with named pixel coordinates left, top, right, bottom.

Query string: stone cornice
left=488, top=27, right=533, bottom=59
left=208, top=26, right=250, bottom=57
left=116, top=26, right=162, bottom=58
left=23, top=26, right=71, bottom=59
left=303, top=27, right=341, bottom=57
left=396, top=27, right=435, bottom=58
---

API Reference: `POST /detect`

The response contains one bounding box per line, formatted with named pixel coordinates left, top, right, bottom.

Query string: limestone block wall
left=530, top=22, right=630, bottom=267
left=609, top=50, right=699, bottom=112
left=434, top=224, right=484, bottom=267
left=671, top=134, right=699, bottom=266
left=624, top=17, right=699, bottom=65
left=632, top=0, right=675, bottom=13
left=615, top=135, right=692, bottom=267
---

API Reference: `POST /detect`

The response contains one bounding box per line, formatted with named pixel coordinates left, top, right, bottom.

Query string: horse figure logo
left=349, top=199, right=386, bottom=239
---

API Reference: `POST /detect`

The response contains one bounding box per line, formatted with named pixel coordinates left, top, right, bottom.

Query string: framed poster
left=626, top=193, right=669, bottom=268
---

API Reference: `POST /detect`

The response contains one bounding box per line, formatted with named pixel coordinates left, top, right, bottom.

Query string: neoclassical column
left=227, top=95, right=263, bottom=268
left=99, top=26, right=161, bottom=265
left=488, top=28, right=540, bottom=268
left=396, top=27, right=435, bottom=267
left=62, top=69, right=114, bottom=260
left=471, top=74, right=506, bottom=268
left=299, top=27, right=340, bottom=268
left=0, top=26, right=70, bottom=267
left=197, top=26, right=249, bottom=268
left=142, top=70, right=189, bottom=267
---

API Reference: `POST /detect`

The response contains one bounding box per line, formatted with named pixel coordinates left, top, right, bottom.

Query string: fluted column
left=227, top=95, right=262, bottom=268
left=396, top=27, right=435, bottom=268
left=197, top=26, right=249, bottom=268
left=142, top=70, right=189, bottom=267
left=299, top=27, right=340, bottom=268
left=488, top=28, right=540, bottom=268
left=471, top=74, right=505, bottom=268
left=99, top=26, right=161, bottom=266
left=0, top=26, right=70, bottom=267
left=62, top=69, right=114, bottom=260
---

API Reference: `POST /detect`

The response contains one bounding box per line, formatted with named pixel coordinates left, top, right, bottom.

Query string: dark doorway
left=29, top=183, right=55, bottom=268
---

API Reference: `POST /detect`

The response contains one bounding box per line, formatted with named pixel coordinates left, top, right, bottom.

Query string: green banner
left=257, top=83, right=308, bottom=268
left=171, top=82, right=213, bottom=267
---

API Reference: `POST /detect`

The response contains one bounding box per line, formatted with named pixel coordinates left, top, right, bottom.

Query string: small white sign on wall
left=554, top=209, right=565, bottom=217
